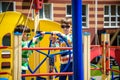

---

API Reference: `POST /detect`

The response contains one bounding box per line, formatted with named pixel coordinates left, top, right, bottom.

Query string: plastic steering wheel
left=27, top=32, right=72, bottom=74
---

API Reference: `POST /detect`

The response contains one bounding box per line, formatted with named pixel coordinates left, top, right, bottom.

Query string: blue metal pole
left=72, top=0, right=84, bottom=80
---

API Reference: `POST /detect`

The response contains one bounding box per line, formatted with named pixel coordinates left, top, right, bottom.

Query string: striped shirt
left=53, top=33, right=73, bottom=64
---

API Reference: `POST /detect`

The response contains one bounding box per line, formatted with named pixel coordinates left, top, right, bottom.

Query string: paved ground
left=92, top=76, right=101, bottom=80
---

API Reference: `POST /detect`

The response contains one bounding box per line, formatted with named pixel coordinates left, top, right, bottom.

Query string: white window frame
left=32, top=3, right=53, bottom=20
left=82, top=5, right=89, bottom=28
left=66, top=4, right=72, bottom=17
left=0, top=1, right=16, bottom=13
left=104, top=5, right=120, bottom=28
left=65, top=4, right=89, bottom=28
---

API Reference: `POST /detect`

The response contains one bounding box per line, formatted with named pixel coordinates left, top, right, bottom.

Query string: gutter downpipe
left=95, top=0, right=98, bottom=45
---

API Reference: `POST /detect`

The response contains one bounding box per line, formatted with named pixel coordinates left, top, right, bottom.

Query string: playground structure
left=0, top=1, right=120, bottom=80
left=0, top=9, right=120, bottom=80
left=0, top=11, right=64, bottom=80
left=0, top=11, right=120, bottom=80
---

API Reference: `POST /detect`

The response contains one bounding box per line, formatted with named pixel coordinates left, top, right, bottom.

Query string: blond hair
left=60, top=18, right=72, bottom=25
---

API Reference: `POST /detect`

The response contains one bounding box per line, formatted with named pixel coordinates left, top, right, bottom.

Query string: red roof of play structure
left=91, top=46, right=120, bottom=65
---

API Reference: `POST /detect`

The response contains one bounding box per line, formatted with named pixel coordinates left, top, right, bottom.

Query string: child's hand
left=49, top=31, right=61, bottom=43
left=40, top=31, right=45, bottom=37
left=49, top=34, right=57, bottom=43
left=52, top=31, right=61, bottom=35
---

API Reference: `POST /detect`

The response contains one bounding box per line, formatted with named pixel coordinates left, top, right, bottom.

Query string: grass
left=91, top=64, right=102, bottom=76
left=91, top=64, right=120, bottom=76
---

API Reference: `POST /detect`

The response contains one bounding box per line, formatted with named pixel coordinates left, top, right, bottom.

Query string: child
left=14, top=25, right=44, bottom=80
left=50, top=18, right=73, bottom=80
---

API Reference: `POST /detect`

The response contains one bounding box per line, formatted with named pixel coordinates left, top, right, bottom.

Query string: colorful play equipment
left=72, top=0, right=120, bottom=79
left=0, top=11, right=63, bottom=80
left=0, top=12, right=120, bottom=80
left=1, top=0, right=120, bottom=80
left=0, top=0, right=84, bottom=80
left=90, top=33, right=120, bottom=80
left=1, top=11, right=120, bottom=80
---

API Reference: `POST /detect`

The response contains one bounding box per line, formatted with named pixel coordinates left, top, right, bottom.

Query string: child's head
left=22, top=33, right=30, bottom=41
left=60, top=18, right=72, bottom=35
left=21, top=26, right=30, bottom=41
left=14, top=24, right=30, bottom=33
left=15, top=25, right=30, bottom=41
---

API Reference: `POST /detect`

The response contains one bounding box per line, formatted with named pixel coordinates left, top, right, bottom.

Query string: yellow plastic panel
left=0, top=11, right=63, bottom=80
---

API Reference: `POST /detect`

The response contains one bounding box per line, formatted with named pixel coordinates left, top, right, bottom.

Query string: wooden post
left=34, top=10, right=39, bottom=33
left=34, top=9, right=40, bottom=80
left=13, top=33, right=22, bottom=80
left=83, top=32, right=90, bottom=80
left=101, top=33, right=110, bottom=80
left=105, top=34, right=110, bottom=80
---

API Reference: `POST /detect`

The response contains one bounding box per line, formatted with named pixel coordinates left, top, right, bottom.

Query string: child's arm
left=32, top=32, right=45, bottom=44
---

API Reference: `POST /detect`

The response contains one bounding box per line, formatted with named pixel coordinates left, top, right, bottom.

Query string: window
left=104, top=5, right=120, bottom=28
left=2, top=33, right=11, bottom=46
left=82, top=5, right=88, bottom=27
left=66, top=5, right=88, bottom=28
left=66, top=5, right=72, bottom=17
left=0, top=2, right=15, bottom=12
left=39, top=3, right=53, bottom=20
